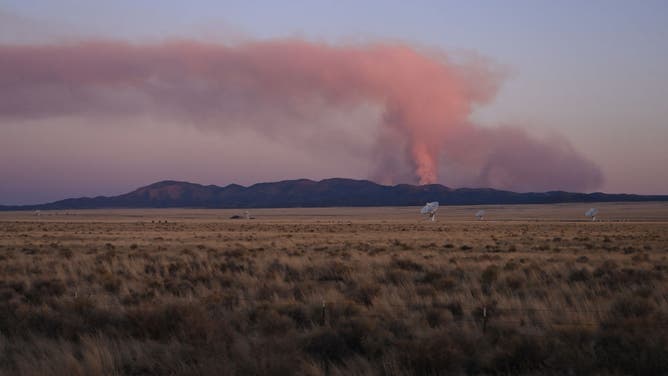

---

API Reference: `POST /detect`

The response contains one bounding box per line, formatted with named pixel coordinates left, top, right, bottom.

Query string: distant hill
left=2, top=178, right=667, bottom=210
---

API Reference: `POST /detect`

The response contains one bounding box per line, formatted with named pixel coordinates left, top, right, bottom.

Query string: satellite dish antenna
left=475, top=209, right=486, bottom=221
left=420, top=202, right=439, bottom=222
left=585, top=208, right=598, bottom=221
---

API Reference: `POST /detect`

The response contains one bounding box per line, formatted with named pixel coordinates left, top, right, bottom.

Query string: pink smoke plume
left=0, top=39, right=603, bottom=191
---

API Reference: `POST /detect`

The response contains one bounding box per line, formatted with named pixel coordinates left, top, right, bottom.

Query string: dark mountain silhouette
left=2, top=178, right=667, bottom=210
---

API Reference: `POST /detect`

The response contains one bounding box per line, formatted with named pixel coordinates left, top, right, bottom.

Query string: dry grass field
left=1, top=202, right=667, bottom=375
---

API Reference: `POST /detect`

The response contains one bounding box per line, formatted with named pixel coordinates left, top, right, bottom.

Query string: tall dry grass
left=0, top=218, right=667, bottom=374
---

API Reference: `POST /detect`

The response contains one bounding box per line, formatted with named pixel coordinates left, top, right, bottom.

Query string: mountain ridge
left=2, top=178, right=667, bottom=210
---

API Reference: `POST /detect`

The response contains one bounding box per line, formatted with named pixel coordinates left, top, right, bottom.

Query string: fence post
left=321, top=299, right=327, bottom=326
left=482, top=306, right=487, bottom=333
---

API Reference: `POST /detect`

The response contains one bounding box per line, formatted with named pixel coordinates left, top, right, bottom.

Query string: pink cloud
left=0, top=39, right=603, bottom=191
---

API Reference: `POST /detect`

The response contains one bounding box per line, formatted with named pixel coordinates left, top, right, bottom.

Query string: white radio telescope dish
left=475, top=210, right=486, bottom=220
left=421, top=202, right=439, bottom=222
left=585, top=208, right=598, bottom=221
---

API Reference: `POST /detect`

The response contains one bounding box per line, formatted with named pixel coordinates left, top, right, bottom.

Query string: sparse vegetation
left=0, top=206, right=667, bottom=375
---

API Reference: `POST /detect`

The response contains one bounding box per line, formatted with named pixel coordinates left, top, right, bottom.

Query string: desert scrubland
left=0, top=202, right=667, bottom=375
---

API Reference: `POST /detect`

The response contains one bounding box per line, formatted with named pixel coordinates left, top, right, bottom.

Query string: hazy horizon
left=3, top=177, right=668, bottom=207
left=1, top=1, right=667, bottom=204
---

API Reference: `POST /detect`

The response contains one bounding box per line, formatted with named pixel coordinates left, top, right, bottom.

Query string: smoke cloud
left=0, top=39, right=603, bottom=191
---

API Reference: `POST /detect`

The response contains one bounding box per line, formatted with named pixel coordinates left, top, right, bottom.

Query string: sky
left=1, top=0, right=667, bottom=204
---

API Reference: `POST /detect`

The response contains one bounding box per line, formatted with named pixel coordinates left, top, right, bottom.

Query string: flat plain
left=1, top=202, right=667, bottom=375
